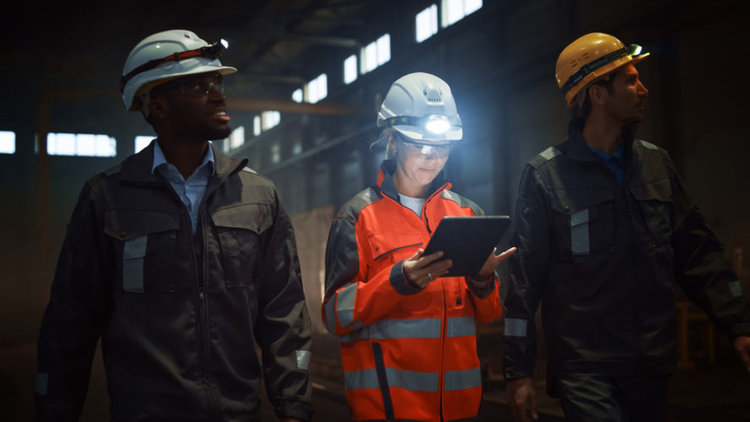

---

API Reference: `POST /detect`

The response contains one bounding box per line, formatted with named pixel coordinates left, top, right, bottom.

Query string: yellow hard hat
left=555, top=32, right=649, bottom=108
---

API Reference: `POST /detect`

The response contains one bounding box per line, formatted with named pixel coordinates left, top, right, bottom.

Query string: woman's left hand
left=473, top=246, right=517, bottom=281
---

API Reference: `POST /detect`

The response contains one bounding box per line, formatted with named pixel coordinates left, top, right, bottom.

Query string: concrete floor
left=3, top=335, right=749, bottom=421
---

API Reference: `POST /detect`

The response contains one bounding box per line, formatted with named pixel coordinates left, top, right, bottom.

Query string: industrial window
left=253, top=116, right=262, bottom=136
left=47, top=133, right=116, bottom=157
left=261, top=111, right=281, bottom=131
left=292, top=88, right=303, bottom=103
left=441, top=0, right=482, bottom=27
left=229, top=126, right=245, bottom=149
left=360, top=33, right=391, bottom=74
left=292, top=139, right=303, bottom=155
left=270, top=142, right=281, bottom=164
left=134, top=136, right=152, bottom=153
left=307, top=73, right=328, bottom=104
left=416, top=4, right=438, bottom=43
left=343, top=54, right=357, bottom=84
left=0, top=131, right=15, bottom=154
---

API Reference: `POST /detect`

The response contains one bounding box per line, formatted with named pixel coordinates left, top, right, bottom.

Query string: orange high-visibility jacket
left=322, top=160, right=502, bottom=422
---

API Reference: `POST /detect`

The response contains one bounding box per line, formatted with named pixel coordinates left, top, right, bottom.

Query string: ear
left=588, top=84, right=609, bottom=107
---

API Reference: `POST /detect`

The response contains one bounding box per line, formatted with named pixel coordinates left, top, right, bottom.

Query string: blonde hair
left=371, top=128, right=398, bottom=159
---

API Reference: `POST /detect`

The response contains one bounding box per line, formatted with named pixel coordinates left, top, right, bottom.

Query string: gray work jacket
left=503, top=118, right=750, bottom=390
left=35, top=142, right=312, bottom=421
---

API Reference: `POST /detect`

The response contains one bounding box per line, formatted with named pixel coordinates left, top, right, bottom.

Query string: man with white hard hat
left=35, top=29, right=312, bottom=421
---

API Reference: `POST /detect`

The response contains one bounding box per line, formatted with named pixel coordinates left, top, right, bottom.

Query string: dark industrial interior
left=1, top=0, right=749, bottom=420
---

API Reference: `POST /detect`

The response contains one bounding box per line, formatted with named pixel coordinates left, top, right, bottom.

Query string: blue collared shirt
left=587, top=142, right=625, bottom=186
left=152, top=141, right=215, bottom=234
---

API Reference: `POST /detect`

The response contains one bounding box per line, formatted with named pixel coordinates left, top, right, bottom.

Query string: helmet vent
left=424, top=87, right=443, bottom=103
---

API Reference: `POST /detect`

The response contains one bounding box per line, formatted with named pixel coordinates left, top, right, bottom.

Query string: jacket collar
left=118, top=139, right=247, bottom=184
left=567, top=117, right=637, bottom=162
left=376, top=159, right=450, bottom=202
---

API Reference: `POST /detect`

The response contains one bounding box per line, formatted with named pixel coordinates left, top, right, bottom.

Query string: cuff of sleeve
left=465, top=276, right=495, bottom=298
left=502, top=366, right=534, bottom=381
left=275, top=399, right=313, bottom=421
left=390, top=261, right=423, bottom=295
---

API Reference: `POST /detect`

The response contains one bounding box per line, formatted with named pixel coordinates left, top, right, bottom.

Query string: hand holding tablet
left=423, top=216, right=512, bottom=277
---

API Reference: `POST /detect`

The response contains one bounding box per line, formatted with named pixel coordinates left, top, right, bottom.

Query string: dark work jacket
left=503, top=118, right=750, bottom=387
left=35, top=142, right=313, bottom=421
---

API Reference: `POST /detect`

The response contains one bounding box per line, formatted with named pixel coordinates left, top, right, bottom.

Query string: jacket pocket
left=212, top=203, right=272, bottom=288
left=104, top=210, right=180, bottom=294
left=550, top=188, right=614, bottom=257
left=630, top=178, right=674, bottom=247
left=367, top=231, right=430, bottom=310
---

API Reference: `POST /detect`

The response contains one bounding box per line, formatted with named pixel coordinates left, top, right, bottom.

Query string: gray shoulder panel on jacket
left=337, top=188, right=380, bottom=224
left=529, top=146, right=562, bottom=168
left=440, top=190, right=484, bottom=216
left=639, top=140, right=660, bottom=151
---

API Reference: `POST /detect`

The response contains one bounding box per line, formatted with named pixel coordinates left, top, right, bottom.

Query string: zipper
left=422, top=183, right=449, bottom=235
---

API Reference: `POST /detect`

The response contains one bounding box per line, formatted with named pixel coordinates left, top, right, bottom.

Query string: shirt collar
left=151, top=140, right=216, bottom=176
left=587, top=141, right=625, bottom=166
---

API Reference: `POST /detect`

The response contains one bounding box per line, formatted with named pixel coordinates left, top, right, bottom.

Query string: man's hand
left=735, top=335, right=750, bottom=373
left=402, top=249, right=453, bottom=288
left=507, top=377, right=538, bottom=422
left=473, top=247, right=517, bottom=281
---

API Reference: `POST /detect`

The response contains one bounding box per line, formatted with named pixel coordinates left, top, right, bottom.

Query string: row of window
left=0, top=130, right=248, bottom=157
left=0, top=1, right=482, bottom=158
left=248, top=0, right=483, bottom=140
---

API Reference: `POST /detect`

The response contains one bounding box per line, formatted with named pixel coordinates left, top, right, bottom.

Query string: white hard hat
left=120, top=29, right=237, bottom=111
left=377, top=72, right=462, bottom=143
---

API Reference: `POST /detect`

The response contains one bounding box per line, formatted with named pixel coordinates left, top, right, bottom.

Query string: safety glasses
left=399, top=137, right=452, bottom=158
left=119, top=39, right=228, bottom=93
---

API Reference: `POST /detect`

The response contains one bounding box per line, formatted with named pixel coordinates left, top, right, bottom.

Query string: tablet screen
left=423, top=216, right=511, bottom=277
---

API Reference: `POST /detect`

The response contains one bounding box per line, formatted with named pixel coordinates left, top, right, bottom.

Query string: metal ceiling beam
left=226, top=97, right=370, bottom=115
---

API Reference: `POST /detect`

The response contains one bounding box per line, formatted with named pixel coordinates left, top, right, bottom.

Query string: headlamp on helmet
left=119, top=39, right=229, bottom=93
left=382, top=114, right=460, bottom=136
left=560, top=43, right=644, bottom=97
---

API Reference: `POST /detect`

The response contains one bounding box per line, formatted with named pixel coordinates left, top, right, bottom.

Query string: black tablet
left=423, top=215, right=512, bottom=277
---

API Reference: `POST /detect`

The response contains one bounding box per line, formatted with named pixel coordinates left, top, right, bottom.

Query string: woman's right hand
left=402, top=248, right=453, bottom=288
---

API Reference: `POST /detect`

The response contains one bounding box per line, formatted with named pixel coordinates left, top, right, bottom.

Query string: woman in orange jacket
left=322, top=72, right=516, bottom=422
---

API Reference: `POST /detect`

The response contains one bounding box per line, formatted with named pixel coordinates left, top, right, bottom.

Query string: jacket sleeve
left=35, top=181, right=111, bottom=422
left=321, top=211, right=423, bottom=336
left=256, top=193, right=313, bottom=421
left=503, top=165, right=551, bottom=380
left=666, top=154, right=750, bottom=340
left=465, top=275, right=503, bottom=323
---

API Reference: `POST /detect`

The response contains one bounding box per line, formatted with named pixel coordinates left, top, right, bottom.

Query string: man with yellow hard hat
left=502, top=32, right=750, bottom=422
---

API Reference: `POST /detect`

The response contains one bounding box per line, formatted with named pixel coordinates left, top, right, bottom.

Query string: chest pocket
left=630, top=178, right=673, bottom=247
left=550, top=189, right=614, bottom=257
left=367, top=231, right=430, bottom=311
left=104, top=210, right=180, bottom=294
left=368, top=231, right=422, bottom=269
left=212, top=203, right=272, bottom=288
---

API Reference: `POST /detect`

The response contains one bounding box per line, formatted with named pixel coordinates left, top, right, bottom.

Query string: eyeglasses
left=119, top=39, right=228, bottom=93
left=152, top=74, right=224, bottom=97
left=399, top=137, right=451, bottom=158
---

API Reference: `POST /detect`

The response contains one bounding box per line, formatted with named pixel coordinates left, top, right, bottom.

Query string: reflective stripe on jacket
left=323, top=159, right=502, bottom=422
left=35, top=142, right=313, bottom=421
